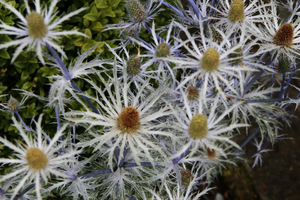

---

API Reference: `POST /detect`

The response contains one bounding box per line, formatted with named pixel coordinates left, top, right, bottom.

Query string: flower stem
left=187, top=0, right=202, bottom=20
left=79, top=168, right=114, bottom=179
left=172, top=145, right=191, bottom=164
left=243, top=69, right=264, bottom=96
left=46, top=43, right=99, bottom=114
left=235, top=128, right=260, bottom=153
left=15, top=111, right=37, bottom=134
left=161, top=1, right=185, bottom=18
left=46, top=43, right=71, bottom=80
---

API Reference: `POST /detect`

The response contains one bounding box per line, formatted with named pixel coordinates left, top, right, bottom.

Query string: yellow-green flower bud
left=156, top=43, right=170, bottom=57
left=127, top=55, right=141, bottom=76
left=188, top=114, right=208, bottom=139
left=228, top=0, right=245, bottom=22
left=201, top=48, right=220, bottom=72
left=27, top=12, right=48, bottom=39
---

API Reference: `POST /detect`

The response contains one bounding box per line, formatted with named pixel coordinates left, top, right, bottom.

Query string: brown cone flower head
left=117, top=106, right=140, bottom=134
left=273, top=23, right=294, bottom=47
left=207, top=148, right=217, bottom=159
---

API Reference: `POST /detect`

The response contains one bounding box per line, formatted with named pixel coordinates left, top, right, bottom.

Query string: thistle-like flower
left=211, top=0, right=272, bottom=32
left=47, top=158, right=96, bottom=200
left=248, top=1, right=300, bottom=63
left=130, top=21, right=181, bottom=82
left=45, top=45, right=106, bottom=111
left=251, top=138, right=272, bottom=167
left=148, top=169, right=211, bottom=200
left=0, top=115, right=80, bottom=200
left=104, top=0, right=162, bottom=36
left=169, top=21, right=252, bottom=102
left=65, top=66, right=175, bottom=170
left=105, top=43, right=159, bottom=90
left=170, top=90, right=246, bottom=168
left=173, top=0, right=212, bottom=26
left=228, top=70, right=287, bottom=142
left=0, top=95, right=28, bottom=114
left=0, top=0, right=87, bottom=64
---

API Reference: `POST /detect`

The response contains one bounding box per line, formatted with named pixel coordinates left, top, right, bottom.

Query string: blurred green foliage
left=0, top=0, right=126, bottom=139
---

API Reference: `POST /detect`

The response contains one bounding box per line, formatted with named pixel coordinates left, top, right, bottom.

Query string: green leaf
left=101, top=7, right=116, bottom=17
left=0, top=34, right=12, bottom=43
left=82, top=40, right=98, bottom=52
left=21, top=71, right=30, bottom=81
left=110, top=0, right=121, bottom=8
left=83, top=13, right=99, bottom=22
left=91, top=21, right=103, bottom=31
left=91, top=6, right=98, bottom=14
left=84, top=28, right=93, bottom=38
left=0, top=82, right=7, bottom=93
left=3, top=16, right=14, bottom=25
left=95, top=0, right=108, bottom=8
left=96, top=42, right=104, bottom=52
left=0, top=49, right=10, bottom=59
left=14, top=61, right=26, bottom=72
left=74, top=38, right=85, bottom=47
left=22, top=81, right=32, bottom=90
left=83, top=19, right=90, bottom=27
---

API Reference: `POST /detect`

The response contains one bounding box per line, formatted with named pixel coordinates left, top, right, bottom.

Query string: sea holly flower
left=168, top=21, right=252, bottom=102
left=251, top=138, right=272, bottom=167
left=65, top=66, right=175, bottom=170
left=170, top=90, right=246, bottom=164
left=130, top=21, right=181, bottom=82
left=0, top=115, right=80, bottom=200
left=95, top=158, right=152, bottom=200
left=47, top=157, right=97, bottom=200
left=105, top=43, right=159, bottom=90
left=0, top=95, right=28, bottom=114
left=0, top=0, right=87, bottom=64
left=104, top=0, right=163, bottom=36
left=248, top=1, right=300, bottom=63
left=211, top=0, right=272, bottom=32
left=148, top=169, right=211, bottom=200
left=228, top=71, right=283, bottom=141
left=45, top=45, right=107, bottom=112
left=175, top=0, right=212, bottom=25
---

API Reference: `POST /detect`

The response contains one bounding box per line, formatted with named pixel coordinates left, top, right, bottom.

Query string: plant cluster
left=0, top=0, right=300, bottom=199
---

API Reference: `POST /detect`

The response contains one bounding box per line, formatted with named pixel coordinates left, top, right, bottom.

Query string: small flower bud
left=277, top=57, right=290, bottom=73
left=126, top=0, right=147, bottom=21
left=127, top=55, right=141, bottom=76
left=228, top=47, right=243, bottom=65
left=8, top=97, right=19, bottom=112
left=211, top=26, right=223, bottom=44
left=207, top=148, right=217, bottom=159
left=201, top=48, right=220, bottom=72
left=228, top=0, right=245, bottom=22
left=156, top=43, right=170, bottom=58
left=181, top=169, right=193, bottom=187
left=187, top=86, right=199, bottom=101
